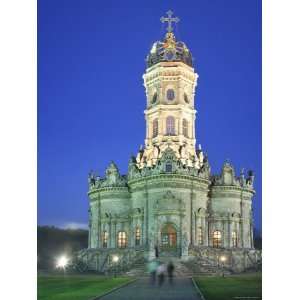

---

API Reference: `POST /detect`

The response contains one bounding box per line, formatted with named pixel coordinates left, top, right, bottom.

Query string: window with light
left=198, top=227, right=203, bottom=245
left=103, top=231, right=108, bottom=248
left=135, top=227, right=141, bottom=246
left=213, top=230, right=222, bottom=248
left=166, top=116, right=175, bottom=135
left=117, top=231, right=127, bottom=248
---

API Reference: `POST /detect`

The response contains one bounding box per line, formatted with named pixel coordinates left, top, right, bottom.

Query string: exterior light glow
left=220, top=255, right=226, bottom=262
left=56, top=255, right=69, bottom=269
left=112, top=255, right=119, bottom=263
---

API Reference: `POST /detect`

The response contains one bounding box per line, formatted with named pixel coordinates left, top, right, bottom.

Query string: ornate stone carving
left=101, top=162, right=127, bottom=187
left=154, top=190, right=185, bottom=212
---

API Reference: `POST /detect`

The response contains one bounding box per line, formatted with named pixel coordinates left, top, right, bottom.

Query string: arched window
left=165, top=162, right=172, bottom=173
left=166, top=89, right=175, bottom=101
left=102, top=231, right=108, bottom=248
left=153, top=118, right=158, bottom=138
left=232, top=231, right=237, bottom=248
left=135, top=227, right=141, bottom=246
left=166, top=116, right=175, bottom=135
left=213, top=230, right=222, bottom=248
left=182, top=119, right=188, bottom=137
left=117, top=231, right=127, bottom=248
left=198, top=227, right=203, bottom=245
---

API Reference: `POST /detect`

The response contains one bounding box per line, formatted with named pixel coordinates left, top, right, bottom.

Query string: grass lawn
left=38, top=274, right=133, bottom=300
left=194, top=273, right=262, bottom=300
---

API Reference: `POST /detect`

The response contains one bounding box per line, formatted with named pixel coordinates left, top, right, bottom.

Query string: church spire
left=136, top=12, right=201, bottom=170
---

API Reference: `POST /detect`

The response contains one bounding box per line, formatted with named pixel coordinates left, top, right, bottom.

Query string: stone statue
left=180, top=144, right=188, bottom=160
left=246, top=170, right=255, bottom=187
left=153, top=145, right=160, bottom=159
left=128, top=156, right=139, bottom=179
left=240, top=168, right=246, bottom=186
left=88, top=171, right=96, bottom=186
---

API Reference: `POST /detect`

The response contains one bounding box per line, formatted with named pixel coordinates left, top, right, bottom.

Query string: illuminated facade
left=79, top=11, right=260, bottom=274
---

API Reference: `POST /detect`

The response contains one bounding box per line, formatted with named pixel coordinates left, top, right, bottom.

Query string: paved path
left=98, top=277, right=200, bottom=300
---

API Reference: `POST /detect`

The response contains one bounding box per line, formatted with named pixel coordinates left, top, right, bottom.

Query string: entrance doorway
left=161, top=223, right=177, bottom=249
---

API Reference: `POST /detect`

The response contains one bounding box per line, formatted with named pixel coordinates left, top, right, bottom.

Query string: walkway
left=98, top=277, right=201, bottom=300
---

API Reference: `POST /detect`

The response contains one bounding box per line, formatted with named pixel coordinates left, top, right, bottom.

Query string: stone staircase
left=125, top=256, right=229, bottom=277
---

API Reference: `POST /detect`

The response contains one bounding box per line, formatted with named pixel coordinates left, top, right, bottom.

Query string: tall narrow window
left=135, top=227, right=141, bottom=246
left=213, top=230, right=222, bottom=248
left=152, top=92, right=158, bottom=104
left=182, top=119, right=188, bottom=137
left=117, top=231, right=127, bottom=248
left=102, top=231, right=108, bottom=248
left=153, top=118, right=158, bottom=138
left=198, top=227, right=203, bottom=245
left=232, top=231, right=237, bottom=248
left=166, top=116, right=175, bottom=135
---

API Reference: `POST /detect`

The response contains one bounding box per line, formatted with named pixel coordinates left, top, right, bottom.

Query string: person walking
left=147, top=259, right=158, bottom=285
left=157, top=263, right=166, bottom=287
left=154, top=245, right=159, bottom=258
left=167, top=260, right=175, bottom=285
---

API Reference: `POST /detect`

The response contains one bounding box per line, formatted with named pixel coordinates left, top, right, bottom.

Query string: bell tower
left=136, top=11, right=203, bottom=169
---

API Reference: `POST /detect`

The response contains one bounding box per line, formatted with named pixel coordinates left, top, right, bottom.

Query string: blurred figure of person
left=147, top=259, right=158, bottom=285
left=155, top=245, right=159, bottom=258
left=157, top=262, right=166, bottom=287
left=167, top=260, right=175, bottom=285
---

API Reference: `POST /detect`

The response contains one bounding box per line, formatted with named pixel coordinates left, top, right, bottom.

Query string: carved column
left=228, top=220, right=232, bottom=248
left=194, top=213, right=197, bottom=245
left=88, top=221, right=91, bottom=248
left=204, top=215, right=208, bottom=246
left=201, top=216, right=205, bottom=246
left=222, top=220, right=226, bottom=248
left=109, top=219, right=112, bottom=248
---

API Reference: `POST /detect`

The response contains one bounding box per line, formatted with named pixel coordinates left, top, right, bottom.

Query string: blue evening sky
left=38, top=0, right=262, bottom=232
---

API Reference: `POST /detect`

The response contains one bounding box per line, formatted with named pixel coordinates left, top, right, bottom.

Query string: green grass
left=194, top=273, right=262, bottom=300
left=37, top=275, right=133, bottom=300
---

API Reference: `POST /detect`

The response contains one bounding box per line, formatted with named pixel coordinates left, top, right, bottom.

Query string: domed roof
left=146, top=32, right=193, bottom=68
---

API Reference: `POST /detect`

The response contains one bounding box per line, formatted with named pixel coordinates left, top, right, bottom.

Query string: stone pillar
left=130, top=218, right=135, bottom=248
left=192, top=115, right=196, bottom=139
left=111, top=220, right=116, bottom=248
left=177, top=117, right=180, bottom=136
left=228, top=220, right=232, bottom=248
left=194, top=214, right=198, bottom=245
left=109, top=220, right=112, bottom=248
left=88, top=222, right=91, bottom=248
left=222, top=220, right=226, bottom=248
left=191, top=211, right=195, bottom=246
left=205, top=217, right=209, bottom=246
left=99, top=224, right=102, bottom=248
left=250, top=222, right=254, bottom=249
left=238, top=219, right=244, bottom=248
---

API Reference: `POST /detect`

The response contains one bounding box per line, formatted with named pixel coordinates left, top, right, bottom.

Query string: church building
left=79, top=11, right=260, bottom=274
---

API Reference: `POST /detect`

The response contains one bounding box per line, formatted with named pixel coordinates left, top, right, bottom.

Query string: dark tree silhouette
left=37, top=226, right=88, bottom=270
